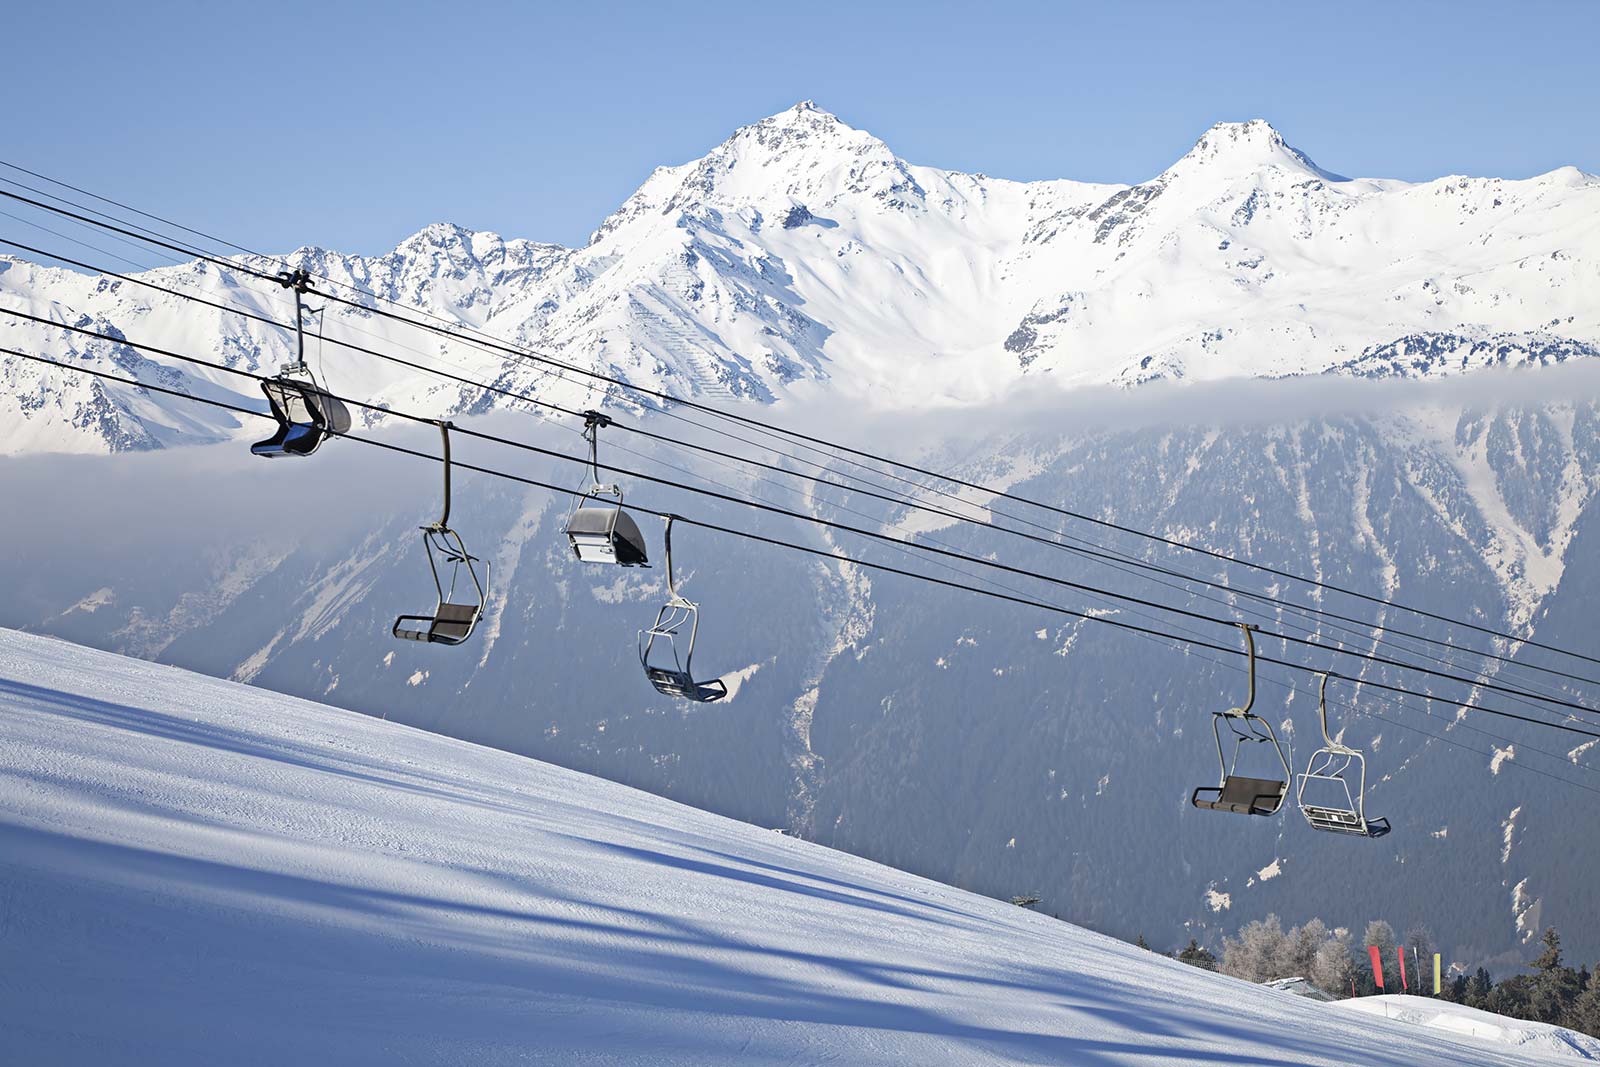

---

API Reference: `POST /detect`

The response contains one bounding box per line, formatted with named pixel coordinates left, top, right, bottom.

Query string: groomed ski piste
left=0, top=626, right=1586, bottom=1066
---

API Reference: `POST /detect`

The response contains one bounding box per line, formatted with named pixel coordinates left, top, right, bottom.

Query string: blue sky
left=7, top=0, right=1597, bottom=256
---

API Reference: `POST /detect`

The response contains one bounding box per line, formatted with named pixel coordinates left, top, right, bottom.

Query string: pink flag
left=1368, top=945, right=1385, bottom=990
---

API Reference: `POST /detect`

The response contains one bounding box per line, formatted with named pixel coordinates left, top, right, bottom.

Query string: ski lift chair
left=252, top=372, right=351, bottom=457
left=1191, top=624, right=1291, bottom=817
left=638, top=516, right=727, bottom=702
left=1296, top=674, right=1391, bottom=837
left=392, top=422, right=489, bottom=646
left=251, top=268, right=351, bottom=458
left=565, top=410, right=650, bottom=566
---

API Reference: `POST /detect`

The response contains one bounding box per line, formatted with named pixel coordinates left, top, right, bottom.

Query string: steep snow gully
left=0, top=628, right=1571, bottom=1065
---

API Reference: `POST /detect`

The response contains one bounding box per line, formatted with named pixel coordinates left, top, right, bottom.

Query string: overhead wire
left=3, top=175, right=1596, bottom=674
left=605, top=414, right=1600, bottom=786
left=15, top=331, right=1600, bottom=819
left=7, top=161, right=1600, bottom=814
left=5, top=226, right=1596, bottom=715
left=6, top=337, right=1600, bottom=756
left=9, top=303, right=1600, bottom=727
left=3, top=171, right=1600, bottom=713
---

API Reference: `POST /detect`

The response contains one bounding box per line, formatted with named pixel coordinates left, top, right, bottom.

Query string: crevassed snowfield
left=0, top=628, right=1567, bottom=1065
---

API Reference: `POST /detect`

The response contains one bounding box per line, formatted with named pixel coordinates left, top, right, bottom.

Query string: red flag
left=1369, top=945, right=1385, bottom=989
left=1398, top=947, right=1409, bottom=991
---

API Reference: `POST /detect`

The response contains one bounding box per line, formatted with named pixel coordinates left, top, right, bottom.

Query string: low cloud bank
left=763, top=361, right=1600, bottom=454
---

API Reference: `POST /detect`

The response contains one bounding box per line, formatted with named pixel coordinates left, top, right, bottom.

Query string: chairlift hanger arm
left=581, top=409, right=622, bottom=496
left=435, top=420, right=453, bottom=530
left=1233, top=624, right=1257, bottom=717
left=662, top=513, right=683, bottom=603
left=1316, top=672, right=1355, bottom=754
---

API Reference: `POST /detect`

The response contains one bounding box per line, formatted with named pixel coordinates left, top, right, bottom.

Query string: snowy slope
left=1338, top=995, right=1600, bottom=1061
left=0, top=626, right=1564, bottom=1066
left=4, top=102, right=1599, bottom=452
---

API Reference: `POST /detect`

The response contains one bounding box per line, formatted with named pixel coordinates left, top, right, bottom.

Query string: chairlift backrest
left=252, top=375, right=352, bottom=458
left=567, top=496, right=650, bottom=566
left=251, top=271, right=350, bottom=458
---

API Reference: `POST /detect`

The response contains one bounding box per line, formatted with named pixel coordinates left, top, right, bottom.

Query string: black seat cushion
left=430, top=603, right=480, bottom=641
left=1194, top=775, right=1285, bottom=815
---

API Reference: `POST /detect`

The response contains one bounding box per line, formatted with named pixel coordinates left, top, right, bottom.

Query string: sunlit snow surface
left=1338, top=996, right=1600, bottom=1061
left=0, top=628, right=1567, bottom=1065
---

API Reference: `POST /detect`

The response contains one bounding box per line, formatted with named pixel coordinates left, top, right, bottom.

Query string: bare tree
left=1221, top=914, right=1287, bottom=982
left=1311, top=928, right=1356, bottom=995
left=1284, top=918, right=1328, bottom=979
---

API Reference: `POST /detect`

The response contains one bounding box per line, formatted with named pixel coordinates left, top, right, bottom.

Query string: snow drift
left=1338, top=995, right=1600, bottom=1061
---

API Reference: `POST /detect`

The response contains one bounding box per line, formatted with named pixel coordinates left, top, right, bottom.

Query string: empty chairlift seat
left=391, top=532, right=486, bottom=646
left=391, top=422, right=488, bottom=647
left=1192, top=775, right=1289, bottom=816
left=638, top=515, right=727, bottom=703
left=1189, top=624, right=1291, bottom=819
left=251, top=268, right=350, bottom=459
left=1296, top=674, right=1390, bottom=838
left=252, top=374, right=351, bottom=458
left=394, top=600, right=480, bottom=644
left=640, top=600, right=728, bottom=702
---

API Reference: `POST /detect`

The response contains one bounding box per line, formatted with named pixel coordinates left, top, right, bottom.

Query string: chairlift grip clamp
left=275, top=268, right=315, bottom=295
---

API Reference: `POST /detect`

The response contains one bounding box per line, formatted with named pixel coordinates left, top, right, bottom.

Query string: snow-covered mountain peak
left=393, top=220, right=482, bottom=253
left=1164, top=118, right=1342, bottom=184
left=1533, top=163, right=1596, bottom=188
left=380, top=222, right=566, bottom=267
left=724, top=99, right=874, bottom=158
left=5, top=103, right=1600, bottom=451
left=646, top=100, right=920, bottom=217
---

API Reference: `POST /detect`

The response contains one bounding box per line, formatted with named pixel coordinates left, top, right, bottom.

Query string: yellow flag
left=1433, top=953, right=1441, bottom=995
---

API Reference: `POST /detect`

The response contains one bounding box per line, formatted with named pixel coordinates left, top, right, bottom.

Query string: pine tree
left=1135, top=933, right=1150, bottom=951
left=1465, top=967, right=1493, bottom=1008
left=1446, top=973, right=1469, bottom=1004
left=1569, top=964, right=1600, bottom=1038
left=1487, top=975, right=1536, bottom=1021
left=1177, top=938, right=1218, bottom=972
left=1528, top=927, right=1580, bottom=1025
left=1534, top=927, right=1564, bottom=971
